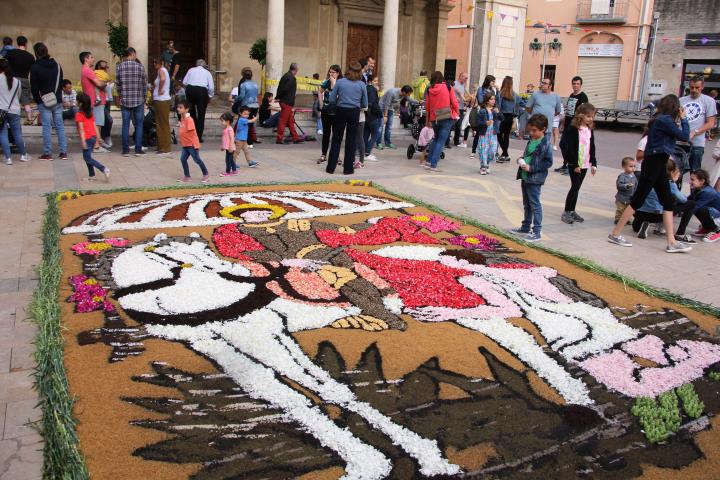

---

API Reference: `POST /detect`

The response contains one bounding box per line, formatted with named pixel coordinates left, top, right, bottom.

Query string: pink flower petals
left=68, top=274, right=115, bottom=313
left=71, top=238, right=130, bottom=256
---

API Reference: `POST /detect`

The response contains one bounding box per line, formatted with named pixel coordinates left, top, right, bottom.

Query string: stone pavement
left=0, top=130, right=718, bottom=479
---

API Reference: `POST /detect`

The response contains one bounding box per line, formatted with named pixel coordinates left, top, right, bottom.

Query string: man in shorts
left=5, top=36, right=35, bottom=123
left=79, top=51, right=110, bottom=151
left=680, top=76, right=717, bottom=171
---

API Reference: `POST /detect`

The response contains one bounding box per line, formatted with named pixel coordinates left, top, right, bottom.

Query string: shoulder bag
left=0, top=80, right=20, bottom=127
left=41, top=66, right=60, bottom=108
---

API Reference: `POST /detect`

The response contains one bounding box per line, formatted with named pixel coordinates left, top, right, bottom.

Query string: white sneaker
left=99, top=140, right=111, bottom=149
left=103, top=137, right=113, bottom=148
left=103, top=168, right=111, bottom=182
left=317, top=129, right=323, bottom=135
left=365, top=153, right=379, bottom=162
left=4, top=157, right=11, bottom=165
left=19, top=154, right=29, bottom=162
left=553, top=145, right=558, bottom=151
left=94, top=146, right=109, bottom=153
left=248, top=144, right=254, bottom=149
left=458, top=143, right=467, bottom=148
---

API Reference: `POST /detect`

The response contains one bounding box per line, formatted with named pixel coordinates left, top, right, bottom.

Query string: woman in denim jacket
left=609, top=94, right=691, bottom=253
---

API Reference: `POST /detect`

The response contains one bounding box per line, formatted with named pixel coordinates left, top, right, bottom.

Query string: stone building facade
left=444, top=0, right=528, bottom=92
left=3, top=0, right=454, bottom=93
left=645, top=0, right=720, bottom=102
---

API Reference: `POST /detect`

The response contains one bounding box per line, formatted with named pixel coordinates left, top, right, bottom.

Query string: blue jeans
left=689, top=146, right=704, bottom=171
left=82, top=137, right=106, bottom=176
left=38, top=103, right=67, bottom=155
left=262, top=112, right=280, bottom=128
left=0, top=113, right=27, bottom=158
left=364, top=117, right=380, bottom=154
left=180, top=146, right=208, bottom=177
left=382, top=110, right=394, bottom=145
left=427, top=118, right=454, bottom=168
left=315, top=116, right=323, bottom=132
left=121, top=104, right=144, bottom=154
left=521, top=181, right=543, bottom=235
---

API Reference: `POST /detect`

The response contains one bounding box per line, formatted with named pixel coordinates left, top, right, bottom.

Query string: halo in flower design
left=219, top=203, right=287, bottom=222
left=57, top=186, right=720, bottom=480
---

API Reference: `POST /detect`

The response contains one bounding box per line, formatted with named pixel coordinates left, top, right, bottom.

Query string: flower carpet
left=40, top=183, right=720, bottom=479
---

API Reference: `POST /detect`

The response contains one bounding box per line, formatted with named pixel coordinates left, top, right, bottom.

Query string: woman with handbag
left=29, top=42, right=68, bottom=160
left=317, top=64, right=341, bottom=164
left=497, top=76, right=524, bottom=162
left=326, top=62, right=367, bottom=175
left=0, top=58, right=28, bottom=165
left=424, top=71, right=459, bottom=172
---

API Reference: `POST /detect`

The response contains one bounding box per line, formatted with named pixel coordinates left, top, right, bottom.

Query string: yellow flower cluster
left=56, top=191, right=83, bottom=201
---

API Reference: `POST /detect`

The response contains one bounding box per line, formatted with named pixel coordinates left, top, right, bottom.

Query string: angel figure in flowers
left=102, top=214, right=462, bottom=480
left=338, top=241, right=720, bottom=405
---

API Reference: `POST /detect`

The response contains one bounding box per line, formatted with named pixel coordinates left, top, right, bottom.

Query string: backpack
left=469, top=107, right=479, bottom=128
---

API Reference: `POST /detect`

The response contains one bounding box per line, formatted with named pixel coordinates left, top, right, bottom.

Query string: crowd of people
left=2, top=35, right=719, bottom=248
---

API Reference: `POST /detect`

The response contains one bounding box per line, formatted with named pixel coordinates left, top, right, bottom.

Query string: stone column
left=381, top=0, right=399, bottom=89
left=128, top=0, right=149, bottom=66
left=433, top=1, right=453, bottom=73
left=266, top=0, right=285, bottom=93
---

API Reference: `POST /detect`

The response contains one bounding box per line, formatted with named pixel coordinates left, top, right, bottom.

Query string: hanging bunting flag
left=487, top=11, right=494, bottom=20
left=700, top=37, right=709, bottom=45
left=467, top=4, right=473, bottom=11
left=662, top=37, right=669, bottom=43
left=500, top=13, right=506, bottom=21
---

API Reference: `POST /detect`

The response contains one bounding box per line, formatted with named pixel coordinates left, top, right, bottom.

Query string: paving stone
left=0, top=432, right=42, bottom=480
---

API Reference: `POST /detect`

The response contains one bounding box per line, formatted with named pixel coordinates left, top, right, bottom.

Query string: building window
left=444, top=60, right=457, bottom=83
left=541, top=65, right=557, bottom=90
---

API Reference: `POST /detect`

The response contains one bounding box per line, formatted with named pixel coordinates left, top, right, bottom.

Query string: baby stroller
left=140, top=105, right=177, bottom=148
left=406, top=102, right=444, bottom=160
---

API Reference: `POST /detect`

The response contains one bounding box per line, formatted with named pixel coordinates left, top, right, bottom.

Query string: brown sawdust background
left=56, top=184, right=720, bottom=479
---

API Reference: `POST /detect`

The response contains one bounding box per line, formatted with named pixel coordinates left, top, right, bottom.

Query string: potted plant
left=105, top=20, right=128, bottom=60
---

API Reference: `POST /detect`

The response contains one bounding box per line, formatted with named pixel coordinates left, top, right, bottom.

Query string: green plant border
left=34, top=180, right=719, bottom=478
left=32, top=194, right=89, bottom=479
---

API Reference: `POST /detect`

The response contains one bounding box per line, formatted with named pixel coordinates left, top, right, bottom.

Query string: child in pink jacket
left=220, top=112, right=237, bottom=176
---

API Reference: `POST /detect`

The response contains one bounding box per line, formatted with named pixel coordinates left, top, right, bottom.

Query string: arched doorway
left=577, top=34, right=623, bottom=108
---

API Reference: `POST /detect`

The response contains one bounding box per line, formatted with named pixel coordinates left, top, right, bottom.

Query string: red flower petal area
left=317, top=217, right=439, bottom=248
left=347, top=249, right=485, bottom=308
left=212, top=224, right=266, bottom=260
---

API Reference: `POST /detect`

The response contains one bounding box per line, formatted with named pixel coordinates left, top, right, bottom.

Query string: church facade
left=5, top=0, right=455, bottom=92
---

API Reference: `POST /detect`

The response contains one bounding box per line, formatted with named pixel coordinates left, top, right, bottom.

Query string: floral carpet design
left=56, top=185, right=720, bottom=479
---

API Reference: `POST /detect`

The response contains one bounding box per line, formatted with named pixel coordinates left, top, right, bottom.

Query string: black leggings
left=497, top=114, right=515, bottom=157
left=632, top=211, right=662, bottom=232
left=564, top=168, right=588, bottom=212
left=453, top=110, right=465, bottom=145
left=321, top=111, right=334, bottom=156
left=630, top=153, right=674, bottom=212
left=675, top=200, right=696, bottom=235
left=695, top=206, right=720, bottom=232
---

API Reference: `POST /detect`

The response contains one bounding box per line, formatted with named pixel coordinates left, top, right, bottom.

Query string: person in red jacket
left=424, top=71, right=459, bottom=172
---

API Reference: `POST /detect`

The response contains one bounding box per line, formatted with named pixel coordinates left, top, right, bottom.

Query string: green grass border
left=33, top=180, right=719, bottom=478
left=32, top=194, right=89, bottom=479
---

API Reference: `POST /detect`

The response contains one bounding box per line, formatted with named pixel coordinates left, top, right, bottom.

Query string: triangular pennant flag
left=466, top=4, right=473, bottom=11
left=500, top=13, right=506, bottom=21
left=487, top=11, right=494, bottom=20
left=662, top=37, right=669, bottom=43
left=701, top=37, right=709, bottom=45
left=512, top=15, right=518, bottom=20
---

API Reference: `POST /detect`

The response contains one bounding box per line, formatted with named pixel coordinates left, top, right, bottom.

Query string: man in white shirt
left=182, top=59, right=215, bottom=142
left=680, top=76, right=717, bottom=171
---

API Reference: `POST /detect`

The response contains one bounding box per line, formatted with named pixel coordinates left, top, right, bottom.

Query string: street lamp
left=529, top=23, right=562, bottom=81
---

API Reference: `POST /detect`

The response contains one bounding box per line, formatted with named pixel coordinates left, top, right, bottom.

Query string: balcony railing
left=576, top=0, right=628, bottom=24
